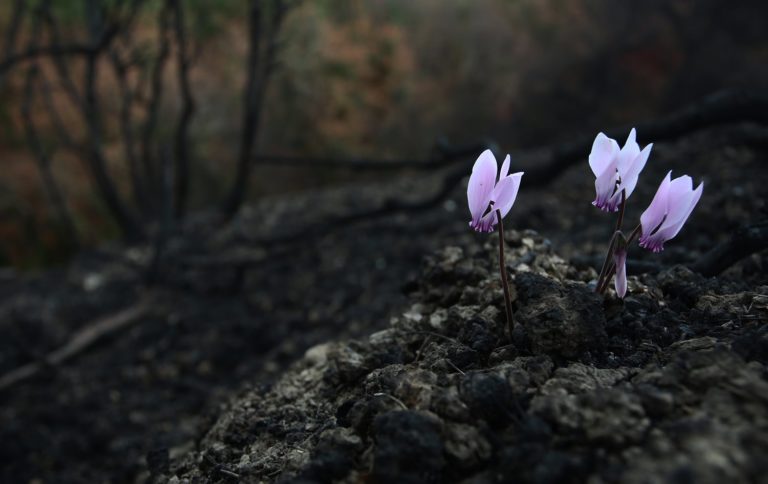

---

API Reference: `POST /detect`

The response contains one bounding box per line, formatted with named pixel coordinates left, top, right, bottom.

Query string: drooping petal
left=617, top=128, right=640, bottom=175
left=588, top=133, right=620, bottom=177
left=492, top=172, right=523, bottom=219
left=657, top=176, right=695, bottom=231
left=499, top=155, right=510, bottom=180
left=605, top=187, right=625, bottom=212
left=653, top=180, right=703, bottom=243
left=614, top=249, right=628, bottom=299
left=467, top=150, right=498, bottom=226
left=639, top=173, right=703, bottom=252
left=618, top=143, right=652, bottom=199
left=476, top=211, right=496, bottom=233
left=593, top=163, right=619, bottom=211
left=640, top=171, right=672, bottom=238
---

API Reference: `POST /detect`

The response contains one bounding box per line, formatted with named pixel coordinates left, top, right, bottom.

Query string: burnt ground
left=0, top=123, right=767, bottom=482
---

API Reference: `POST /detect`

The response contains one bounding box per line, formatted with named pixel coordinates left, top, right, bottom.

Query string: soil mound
left=168, top=231, right=768, bottom=483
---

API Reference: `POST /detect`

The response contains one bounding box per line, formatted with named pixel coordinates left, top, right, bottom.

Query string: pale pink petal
left=467, top=150, right=498, bottom=225
left=476, top=211, right=496, bottom=232
left=588, top=133, right=620, bottom=177
left=493, top=172, right=523, bottom=219
left=657, top=176, right=696, bottom=232
left=499, top=155, right=510, bottom=180
left=593, top=162, right=619, bottom=211
left=655, top=180, right=703, bottom=242
left=617, top=128, right=640, bottom=175
left=618, top=143, right=652, bottom=199
left=640, top=171, right=672, bottom=238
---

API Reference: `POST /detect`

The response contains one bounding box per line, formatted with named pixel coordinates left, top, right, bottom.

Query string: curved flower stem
left=595, top=190, right=627, bottom=294
left=595, top=230, right=619, bottom=293
left=496, top=209, right=514, bottom=341
left=598, top=261, right=616, bottom=294
left=626, top=224, right=642, bottom=245
left=615, top=189, right=627, bottom=232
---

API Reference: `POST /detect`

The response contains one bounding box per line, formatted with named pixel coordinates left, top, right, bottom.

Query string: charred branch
left=21, top=67, right=79, bottom=247
left=524, top=89, right=768, bottom=186
left=110, top=49, right=148, bottom=214
left=140, top=2, right=173, bottom=210
left=80, top=0, right=144, bottom=239
left=170, top=0, right=196, bottom=219
left=223, top=0, right=290, bottom=219
left=691, top=220, right=768, bottom=277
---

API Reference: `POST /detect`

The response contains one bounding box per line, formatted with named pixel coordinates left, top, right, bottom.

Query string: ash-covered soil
left=0, top=124, right=766, bottom=482
left=167, top=232, right=768, bottom=483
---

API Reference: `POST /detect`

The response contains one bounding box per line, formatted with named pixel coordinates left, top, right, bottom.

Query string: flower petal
left=593, top=163, right=619, bottom=211
left=657, top=176, right=695, bottom=232
left=618, top=143, right=652, bottom=199
left=617, top=128, right=640, bottom=174
left=640, top=171, right=672, bottom=238
left=467, top=150, right=498, bottom=224
left=499, top=155, right=510, bottom=180
left=655, top=180, right=703, bottom=242
left=588, top=133, right=619, bottom=177
left=493, top=172, right=523, bottom=219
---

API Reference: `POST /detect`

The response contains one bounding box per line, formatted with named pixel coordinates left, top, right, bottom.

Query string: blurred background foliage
left=1, top=0, right=767, bottom=267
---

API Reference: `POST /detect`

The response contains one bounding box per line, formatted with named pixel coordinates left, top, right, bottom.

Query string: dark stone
left=732, top=325, right=768, bottom=364
left=371, top=411, right=445, bottom=484
left=146, top=447, right=169, bottom=476
left=295, top=449, right=354, bottom=482
left=460, top=373, right=516, bottom=427
left=458, top=316, right=499, bottom=358
left=335, top=399, right=357, bottom=427
left=514, top=273, right=607, bottom=358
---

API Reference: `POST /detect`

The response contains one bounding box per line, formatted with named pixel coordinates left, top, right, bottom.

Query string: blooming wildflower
left=589, top=129, right=653, bottom=212
left=613, top=248, right=627, bottom=298
left=467, top=149, right=523, bottom=232
left=639, top=171, right=704, bottom=253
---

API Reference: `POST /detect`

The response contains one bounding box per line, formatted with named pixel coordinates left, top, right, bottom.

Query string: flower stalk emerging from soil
left=590, top=131, right=703, bottom=298
left=495, top=209, right=514, bottom=338
left=467, top=150, right=523, bottom=338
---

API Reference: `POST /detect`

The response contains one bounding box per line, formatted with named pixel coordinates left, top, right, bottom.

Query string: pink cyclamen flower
left=639, top=171, right=703, bottom=253
left=589, top=128, right=653, bottom=212
left=467, top=149, right=524, bottom=232
left=614, top=248, right=628, bottom=298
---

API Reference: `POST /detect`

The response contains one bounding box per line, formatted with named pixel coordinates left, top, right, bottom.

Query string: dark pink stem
left=496, top=209, right=514, bottom=340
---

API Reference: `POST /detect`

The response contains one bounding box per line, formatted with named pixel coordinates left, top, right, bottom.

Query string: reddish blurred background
left=1, top=0, right=767, bottom=267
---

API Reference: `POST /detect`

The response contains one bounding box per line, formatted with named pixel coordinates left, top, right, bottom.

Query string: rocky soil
left=168, top=232, right=768, bottom=483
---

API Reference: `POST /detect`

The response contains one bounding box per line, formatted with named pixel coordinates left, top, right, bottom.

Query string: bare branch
left=248, top=141, right=493, bottom=170
left=524, top=89, right=768, bottom=185
left=0, top=297, right=152, bottom=392
left=110, top=49, right=149, bottom=214
left=140, top=2, right=173, bottom=208
left=38, top=1, right=85, bottom=110
left=21, top=68, right=79, bottom=247
left=170, top=0, right=196, bottom=219
left=1, top=0, right=27, bottom=72
left=691, top=220, right=768, bottom=277
left=223, top=0, right=291, bottom=218
left=0, top=3, right=120, bottom=77
left=78, top=0, right=143, bottom=239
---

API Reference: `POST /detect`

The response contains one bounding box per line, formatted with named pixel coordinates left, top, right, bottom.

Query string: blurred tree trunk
left=223, top=0, right=289, bottom=219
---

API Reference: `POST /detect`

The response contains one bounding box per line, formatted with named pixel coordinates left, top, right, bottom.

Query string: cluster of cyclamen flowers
left=467, top=128, right=703, bottom=311
left=589, top=128, right=703, bottom=298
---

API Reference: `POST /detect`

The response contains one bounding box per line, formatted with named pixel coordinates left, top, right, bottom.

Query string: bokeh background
left=2, top=0, right=767, bottom=267
left=2, top=1, right=768, bottom=482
